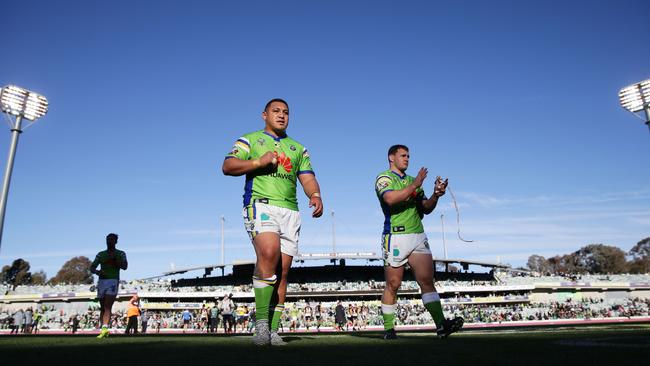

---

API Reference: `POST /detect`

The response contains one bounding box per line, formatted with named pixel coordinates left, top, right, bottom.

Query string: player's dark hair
left=264, top=98, right=289, bottom=112
left=106, top=233, right=118, bottom=240
left=388, top=144, right=409, bottom=156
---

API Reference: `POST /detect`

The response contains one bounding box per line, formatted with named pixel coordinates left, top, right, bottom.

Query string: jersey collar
left=263, top=131, right=287, bottom=142
left=390, top=170, right=407, bottom=179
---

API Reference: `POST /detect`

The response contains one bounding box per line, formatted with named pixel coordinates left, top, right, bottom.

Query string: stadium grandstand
left=1, top=252, right=649, bottom=334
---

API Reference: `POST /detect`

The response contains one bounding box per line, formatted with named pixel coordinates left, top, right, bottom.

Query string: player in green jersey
left=375, top=145, right=463, bottom=340
left=90, top=233, right=128, bottom=338
left=222, top=98, right=323, bottom=346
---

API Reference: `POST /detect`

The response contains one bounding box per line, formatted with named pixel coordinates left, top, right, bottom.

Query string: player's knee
left=386, top=278, right=402, bottom=292
left=257, top=246, right=280, bottom=262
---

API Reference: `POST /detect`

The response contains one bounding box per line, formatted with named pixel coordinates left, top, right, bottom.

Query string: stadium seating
left=1, top=273, right=649, bottom=332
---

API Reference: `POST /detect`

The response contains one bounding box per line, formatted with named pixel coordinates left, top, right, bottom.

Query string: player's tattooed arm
left=222, top=152, right=278, bottom=176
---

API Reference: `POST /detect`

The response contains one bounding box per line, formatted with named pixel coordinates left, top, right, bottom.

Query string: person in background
left=220, top=294, right=235, bottom=334
left=209, top=304, right=220, bottom=333
left=155, top=313, right=162, bottom=334
left=32, top=310, right=41, bottom=334
left=315, top=302, right=323, bottom=332
left=90, top=233, right=128, bottom=339
left=140, top=309, right=149, bottom=334
left=11, top=309, right=23, bottom=335
left=247, top=307, right=256, bottom=333
left=24, top=308, right=33, bottom=334
left=181, top=308, right=192, bottom=334
left=335, top=302, right=346, bottom=331
left=71, top=314, right=80, bottom=334
left=125, top=294, right=140, bottom=335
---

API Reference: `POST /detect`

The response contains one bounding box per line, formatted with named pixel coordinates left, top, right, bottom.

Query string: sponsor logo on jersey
left=276, top=152, right=293, bottom=172
left=376, top=176, right=391, bottom=192
left=274, top=141, right=281, bottom=148
left=260, top=213, right=270, bottom=221
left=257, top=138, right=265, bottom=146
left=269, top=172, right=293, bottom=180
left=290, top=145, right=296, bottom=151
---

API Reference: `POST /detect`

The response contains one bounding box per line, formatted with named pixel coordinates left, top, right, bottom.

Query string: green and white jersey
left=375, top=169, right=426, bottom=235
left=91, top=249, right=127, bottom=280
left=225, top=130, right=314, bottom=211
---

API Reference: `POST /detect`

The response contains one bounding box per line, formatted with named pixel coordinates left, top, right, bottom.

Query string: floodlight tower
left=618, top=78, right=650, bottom=134
left=0, top=85, right=49, bottom=251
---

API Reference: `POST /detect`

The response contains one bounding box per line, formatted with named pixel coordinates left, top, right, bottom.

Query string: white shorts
left=97, top=279, right=119, bottom=298
left=381, top=233, right=432, bottom=267
left=243, top=202, right=301, bottom=256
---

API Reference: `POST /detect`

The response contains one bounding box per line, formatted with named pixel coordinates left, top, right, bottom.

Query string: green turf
left=1, top=325, right=649, bottom=365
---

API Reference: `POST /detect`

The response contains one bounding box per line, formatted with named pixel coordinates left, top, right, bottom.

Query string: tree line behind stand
left=526, top=237, right=650, bottom=274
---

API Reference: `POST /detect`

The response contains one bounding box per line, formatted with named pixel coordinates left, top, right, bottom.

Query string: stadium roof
left=439, top=258, right=510, bottom=269
left=157, top=252, right=509, bottom=278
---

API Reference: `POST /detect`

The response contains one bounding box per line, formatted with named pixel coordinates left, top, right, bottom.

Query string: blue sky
left=0, top=0, right=648, bottom=280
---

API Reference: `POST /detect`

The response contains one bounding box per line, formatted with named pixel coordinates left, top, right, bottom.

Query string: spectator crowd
left=2, top=272, right=649, bottom=333
left=2, top=296, right=648, bottom=333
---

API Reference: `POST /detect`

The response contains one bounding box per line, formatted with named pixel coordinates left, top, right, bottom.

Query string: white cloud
left=458, top=187, right=650, bottom=209
left=628, top=216, right=650, bottom=226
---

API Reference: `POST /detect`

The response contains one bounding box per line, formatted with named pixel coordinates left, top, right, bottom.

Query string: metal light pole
left=0, top=85, right=48, bottom=251
left=440, top=213, right=448, bottom=259
left=331, top=210, right=336, bottom=255
left=0, top=116, right=23, bottom=247
left=220, top=215, right=225, bottom=266
left=619, top=78, right=650, bottom=135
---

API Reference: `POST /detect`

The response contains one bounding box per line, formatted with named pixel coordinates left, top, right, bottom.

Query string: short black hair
left=388, top=144, right=409, bottom=157
left=264, top=98, right=289, bottom=112
left=106, top=233, right=119, bottom=240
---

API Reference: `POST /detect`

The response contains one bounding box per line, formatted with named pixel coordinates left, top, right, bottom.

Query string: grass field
left=1, top=324, right=649, bottom=366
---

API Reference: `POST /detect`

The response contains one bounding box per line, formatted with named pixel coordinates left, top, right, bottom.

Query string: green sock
left=381, top=303, right=397, bottom=330
left=253, top=275, right=277, bottom=322
left=270, top=304, right=285, bottom=332
left=422, top=292, right=445, bottom=328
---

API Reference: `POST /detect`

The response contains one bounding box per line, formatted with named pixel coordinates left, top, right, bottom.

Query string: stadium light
left=0, top=85, right=49, bottom=252
left=618, top=78, right=650, bottom=134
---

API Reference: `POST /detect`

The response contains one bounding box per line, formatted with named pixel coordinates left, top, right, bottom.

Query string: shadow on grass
left=1, top=325, right=649, bottom=366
